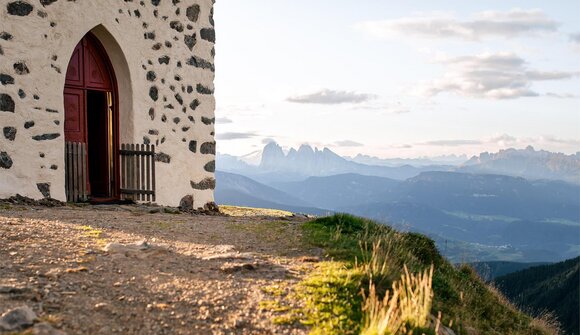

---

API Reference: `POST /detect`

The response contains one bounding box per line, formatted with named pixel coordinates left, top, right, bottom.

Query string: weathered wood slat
left=120, top=143, right=156, bottom=202
left=151, top=145, right=156, bottom=202
left=65, top=142, right=88, bottom=203
left=146, top=144, right=151, bottom=202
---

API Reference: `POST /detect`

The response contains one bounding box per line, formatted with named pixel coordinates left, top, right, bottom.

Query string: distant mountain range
left=218, top=143, right=580, bottom=184
left=494, top=257, right=580, bottom=335
left=460, top=146, right=580, bottom=184
left=348, top=153, right=468, bottom=167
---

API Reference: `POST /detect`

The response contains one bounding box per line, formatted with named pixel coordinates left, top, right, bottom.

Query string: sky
left=213, top=0, right=580, bottom=158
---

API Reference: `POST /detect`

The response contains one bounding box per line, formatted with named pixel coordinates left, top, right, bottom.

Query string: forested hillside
left=494, top=257, right=580, bottom=334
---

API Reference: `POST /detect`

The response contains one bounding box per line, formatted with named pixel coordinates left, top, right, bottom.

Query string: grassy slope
left=288, top=214, right=553, bottom=335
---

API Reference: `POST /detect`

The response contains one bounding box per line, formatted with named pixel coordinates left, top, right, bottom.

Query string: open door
left=64, top=33, right=119, bottom=201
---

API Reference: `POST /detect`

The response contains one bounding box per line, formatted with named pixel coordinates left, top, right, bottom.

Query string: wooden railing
left=120, top=144, right=156, bottom=202
left=65, top=142, right=88, bottom=202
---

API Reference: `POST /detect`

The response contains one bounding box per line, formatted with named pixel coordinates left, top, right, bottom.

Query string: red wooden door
left=64, top=33, right=117, bottom=198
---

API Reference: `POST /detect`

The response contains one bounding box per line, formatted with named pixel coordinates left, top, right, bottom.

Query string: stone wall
left=0, top=0, right=216, bottom=208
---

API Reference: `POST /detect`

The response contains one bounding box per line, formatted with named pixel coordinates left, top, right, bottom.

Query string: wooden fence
left=120, top=143, right=156, bottom=202
left=65, top=142, right=88, bottom=202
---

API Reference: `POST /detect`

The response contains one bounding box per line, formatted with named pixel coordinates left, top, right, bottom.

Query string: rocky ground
left=0, top=203, right=320, bottom=334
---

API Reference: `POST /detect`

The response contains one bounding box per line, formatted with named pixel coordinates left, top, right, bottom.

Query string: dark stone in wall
left=186, top=56, right=214, bottom=72
left=144, top=31, right=156, bottom=40
left=201, top=117, right=215, bottom=125
left=14, top=62, right=30, bottom=75
left=209, top=7, right=214, bottom=26
left=32, top=133, right=60, bottom=141
left=204, top=160, right=215, bottom=173
left=186, top=5, right=200, bottom=22
left=0, top=152, right=13, bottom=169
left=189, top=99, right=200, bottom=111
left=170, top=21, right=184, bottom=32
left=200, top=142, right=215, bottom=154
left=0, top=74, right=15, bottom=85
left=158, top=56, right=170, bottom=64
left=3, top=127, right=16, bottom=141
left=149, top=107, right=155, bottom=120
left=146, top=71, right=156, bottom=81
left=24, top=121, right=34, bottom=129
left=174, top=94, right=183, bottom=105
left=179, top=195, right=194, bottom=212
left=187, top=85, right=193, bottom=93
left=200, top=28, right=215, bottom=43
left=196, top=84, right=213, bottom=95
left=151, top=0, right=160, bottom=6
left=152, top=43, right=162, bottom=50
left=0, top=32, right=13, bottom=40
left=7, top=1, right=34, bottom=16
left=37, top=183, right=50, bottom=198
left=0, top=46, right=3, bottom=56
left=173, top=117, right=180, bottom=124
left=149, top=86, right=159, bottom=101
left=50, top=165, right=57, bottom=170
left=155, top=152, right=171, bottom=163
left=0, top=94, right=15, bottom=113
left=40, top=0, right=57, bottom=6
left=18, top=89, right=26, bottom=99
left=148, top=129, right=159, bottom=135
left=184, top=34, right=196, bottom=51
left=189, top=140, right=197, bottom=153
left=190, top=177, right=215, bottom=190
left=46, top=108, right=58, bottom=113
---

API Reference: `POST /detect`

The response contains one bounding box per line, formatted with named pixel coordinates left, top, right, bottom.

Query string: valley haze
left=217, top=143, right=580, bottom=263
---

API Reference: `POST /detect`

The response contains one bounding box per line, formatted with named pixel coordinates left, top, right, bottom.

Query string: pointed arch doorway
left=64, top=32, right=119, bottom=200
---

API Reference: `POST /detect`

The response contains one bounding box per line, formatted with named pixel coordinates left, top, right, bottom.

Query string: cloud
left=419, top=52, right=578, bottom=99
left=287, top=89, right=377, bottom=105
left=355, top=9, right=558, bottom=41
left=216, top=117, right=233, bottom=124
left=545, top=92, right=578, bottom=99
left=352, top=103, right=411, bottom=115
left=216, top=132, right=258, bottom=140
left=570, top=33, right=580, bottom=44
left=334, top=140, right=364, bottom=147
left=261, top=138, right=277, bottom=144
left=421, top=139, right=482, bottom=147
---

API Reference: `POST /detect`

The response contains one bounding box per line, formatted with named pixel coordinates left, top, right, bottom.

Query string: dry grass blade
left=362, top=282, right=402, bottom=335
left=396, top=264, right=434, bottom=330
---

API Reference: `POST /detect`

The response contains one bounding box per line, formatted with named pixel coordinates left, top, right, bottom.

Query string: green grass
left=289, top=213, right=553, bottom=335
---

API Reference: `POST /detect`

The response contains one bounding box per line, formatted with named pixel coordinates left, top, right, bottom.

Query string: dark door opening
left=64, top=33, right=119, bottom=201
left=86, top=90, right=110, bottom=197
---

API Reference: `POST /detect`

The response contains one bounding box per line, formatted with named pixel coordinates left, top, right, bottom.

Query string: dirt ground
left=0, top=204, right=320, bottom=334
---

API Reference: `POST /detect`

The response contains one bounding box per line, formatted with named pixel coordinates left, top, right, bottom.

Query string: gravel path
left=0, top=204, right=318, bottom=334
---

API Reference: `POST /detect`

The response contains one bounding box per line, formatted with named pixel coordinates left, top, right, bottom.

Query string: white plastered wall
left=0, top=0, right=216, bottom=208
